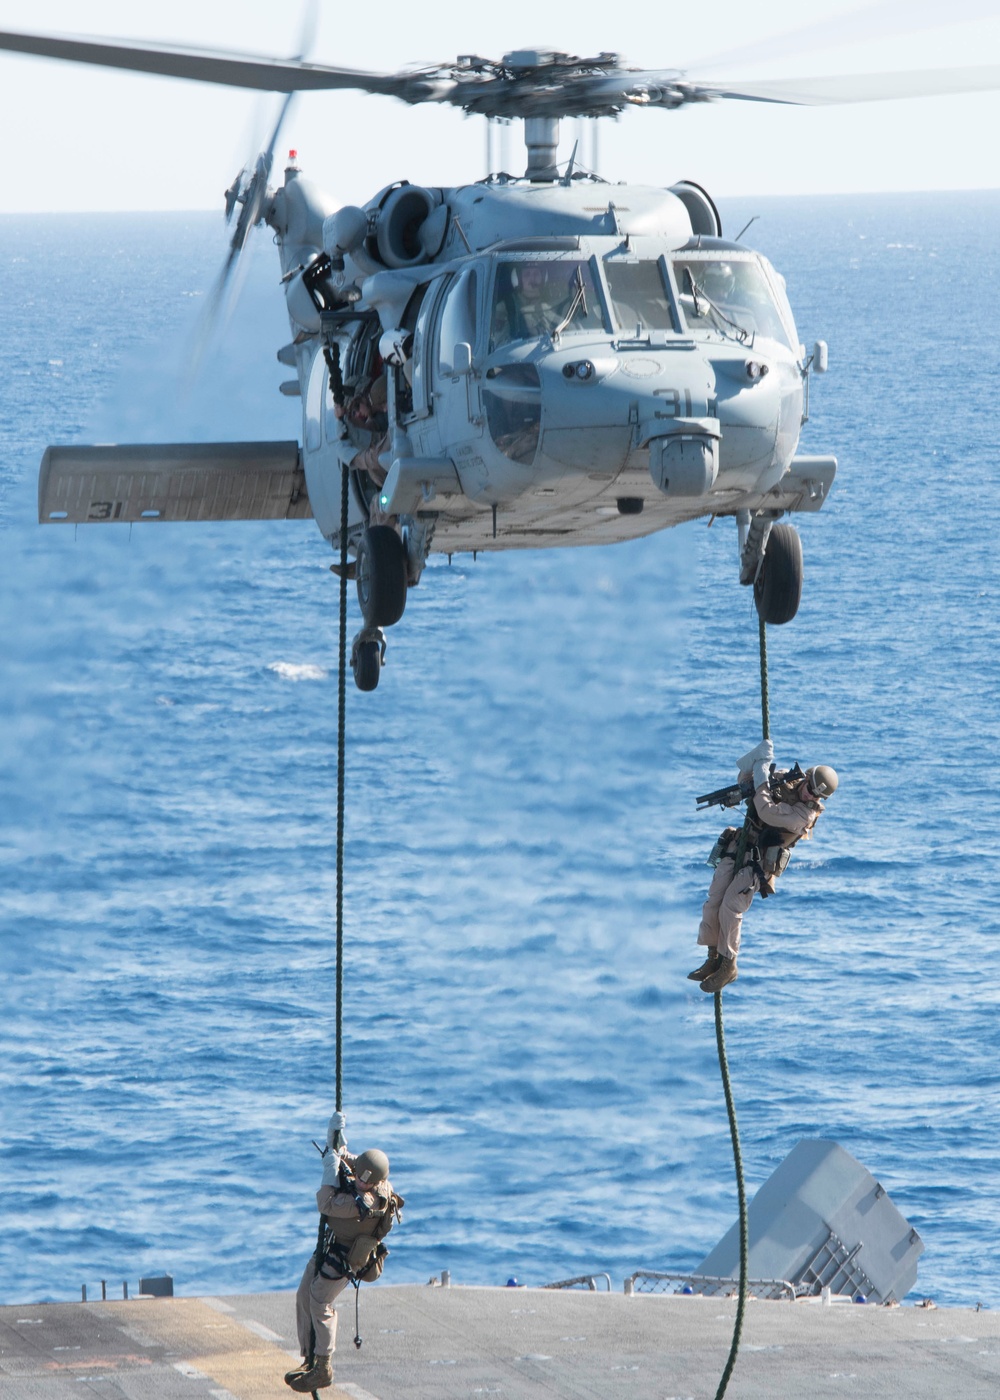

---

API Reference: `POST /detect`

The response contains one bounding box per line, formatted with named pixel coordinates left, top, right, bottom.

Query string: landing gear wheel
left=753, top=523, right=803, bottom=625
left=356, top=526, right=407, bottom=628
left=351, top=628, right=386, bottom=692
left=353, top=642, right=381, bottom=692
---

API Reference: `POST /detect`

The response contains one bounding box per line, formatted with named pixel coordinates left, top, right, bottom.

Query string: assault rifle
left=696, top=762, right=805, bottom=811
left=696, top=775, right=754, bottom=811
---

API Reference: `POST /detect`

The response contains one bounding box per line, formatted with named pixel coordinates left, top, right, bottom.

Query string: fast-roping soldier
left=286, top=1112, right=402, bottom=1394
left=690, top=738, right=838, bottom=992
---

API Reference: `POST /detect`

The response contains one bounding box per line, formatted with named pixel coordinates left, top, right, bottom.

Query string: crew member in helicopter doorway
left=690, top=739, right=838, bottom=992
left=285, top=1113, right=400, bottom=1393
left=336, top=365, right=392, bottom=520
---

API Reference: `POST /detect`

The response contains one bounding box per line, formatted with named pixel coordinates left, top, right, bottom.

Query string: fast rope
left=306, top=362, right=351, bottom=1391
left=323, top=336, right=349, bottom=1121
left=338, top=455, right=366, bottom=1359
left=712, top=614, right=769, bottom=1400
left=336, top=453, right=348, bottom=1116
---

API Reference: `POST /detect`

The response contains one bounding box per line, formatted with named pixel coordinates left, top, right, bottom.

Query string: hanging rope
left=305, top=457, right=352, bottom=1382
left=712, top=614, right=769, bottom=1400
left=713, top=991, right=747, bottom=1400
left=336, top=460, right=349, bottom=1114
left=758, top=614, right=770, bottom=746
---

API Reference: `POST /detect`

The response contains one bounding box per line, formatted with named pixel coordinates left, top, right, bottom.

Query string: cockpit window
left=758, top=256, right=799, bottom=347
left=673, top=257, right=793, bottom=349
left=604, top=260, right=678, bottom=334
left=484, top=363, right=541, bottom=466
left=490, top=260, right=604, bottom=350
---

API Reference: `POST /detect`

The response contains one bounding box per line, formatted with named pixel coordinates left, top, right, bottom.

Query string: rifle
left=696, top=762, right=805, bottom=811
left=696, top=775, right=755, bottom=811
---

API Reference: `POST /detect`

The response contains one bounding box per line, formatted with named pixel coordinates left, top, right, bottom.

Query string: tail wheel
left=352, top=638, right=382, bottom=691
left=754, top=523, right=803, bottom=625
left=356, top=526, right=407, bottom=628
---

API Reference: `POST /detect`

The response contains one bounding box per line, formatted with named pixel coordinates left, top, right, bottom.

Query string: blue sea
left=1, top=191, right=998, bottom=1311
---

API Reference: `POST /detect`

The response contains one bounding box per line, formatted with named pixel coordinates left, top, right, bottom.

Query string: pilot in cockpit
left=492, top=262, right=561, bottom=346
left=676, top=259, right=790, bottom=345
left=492, top=261, right=601, bottom=348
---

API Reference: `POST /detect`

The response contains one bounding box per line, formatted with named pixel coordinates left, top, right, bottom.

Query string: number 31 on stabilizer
left=8, top=29, right=998, bottom=689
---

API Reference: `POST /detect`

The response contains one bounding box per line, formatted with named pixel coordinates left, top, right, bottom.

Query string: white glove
left=752, top=759, right=771, bottom=789
left=736, top=739, right=773, bottom=774
left=326, top=1111, right=347, bottom=1150
left=321, top=1148, right=344, bottom=1188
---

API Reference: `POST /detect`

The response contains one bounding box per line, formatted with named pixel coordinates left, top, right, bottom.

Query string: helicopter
left=4, top=25, right=1000, bottom=690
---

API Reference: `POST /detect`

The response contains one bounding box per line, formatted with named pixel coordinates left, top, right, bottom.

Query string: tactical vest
left=745, top=789, right=820, bottom=894
left=320, top=1183, right=403, bottom=1283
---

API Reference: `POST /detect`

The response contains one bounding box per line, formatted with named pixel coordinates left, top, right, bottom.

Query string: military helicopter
left=4, top=25, right=999, bottom=690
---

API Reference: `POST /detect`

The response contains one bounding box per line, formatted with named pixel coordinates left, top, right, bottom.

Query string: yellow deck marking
left=101, top=1298, right=357, bottom=1400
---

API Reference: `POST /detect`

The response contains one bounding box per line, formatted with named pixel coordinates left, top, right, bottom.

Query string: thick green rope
left=758, top=614, right=770, bottom=745
left=712, top=614, right=769, bottom=1400
left=336, top=461, right=349, bottom=1114
left=713, top=991, right=747, bottom=1400
left=308, top=371, right=350, bottom=1375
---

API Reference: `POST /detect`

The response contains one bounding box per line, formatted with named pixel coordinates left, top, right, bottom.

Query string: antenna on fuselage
left=561, top=139, right=579, bottom=185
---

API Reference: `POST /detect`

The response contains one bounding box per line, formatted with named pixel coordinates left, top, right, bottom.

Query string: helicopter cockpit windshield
left=490, top=260, right=604, bottom=351
left=603, top=259, right=679, bottom=336
left=673, top=255, right=795, bottom=350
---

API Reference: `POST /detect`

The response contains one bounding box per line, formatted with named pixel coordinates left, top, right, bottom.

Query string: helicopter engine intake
left=376, top=185, right=439, bottom=268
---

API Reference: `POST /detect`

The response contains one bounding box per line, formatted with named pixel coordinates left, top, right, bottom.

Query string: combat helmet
left=353, top=1149, right=390, bottom=1186
left=807, top=765, right=838, bottom=799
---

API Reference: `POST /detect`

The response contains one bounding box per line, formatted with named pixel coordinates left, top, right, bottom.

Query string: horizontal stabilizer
left=38, top=441, right=311, bottom=524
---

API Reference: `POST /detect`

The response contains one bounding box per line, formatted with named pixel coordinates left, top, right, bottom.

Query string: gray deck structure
left=2, top=1285, right=998, bottom=1399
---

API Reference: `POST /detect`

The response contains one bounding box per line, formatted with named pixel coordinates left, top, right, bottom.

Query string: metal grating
left=624, top=1271, right=796, bottom=1301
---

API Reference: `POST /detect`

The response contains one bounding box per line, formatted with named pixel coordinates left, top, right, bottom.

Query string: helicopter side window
left=484, top=363, right=541, bottom=467
left=437, top=268, right=479, bottom=377
left=674, top=258, right=793, bottom=349
left=409, top=277, right=449, bottom=419
left=604, top=260, right=678, bottom=335
left=490, top=260, right=603, bottom=350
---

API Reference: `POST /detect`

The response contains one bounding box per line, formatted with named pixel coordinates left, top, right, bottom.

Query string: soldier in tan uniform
left=286, top=1113, right=400, bottom=1394
left=336, top=371, right=390, bottom=493
left=690, top=740, right=838, bottom=993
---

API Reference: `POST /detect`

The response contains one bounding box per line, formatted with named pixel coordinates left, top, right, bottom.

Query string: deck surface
left=2, top=1285, right=998, bottom=1399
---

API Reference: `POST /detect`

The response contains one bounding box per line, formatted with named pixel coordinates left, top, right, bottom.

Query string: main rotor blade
left=685, top=0, right=1000, bottom=76
left=293, top=0, right=320, bottom=65
left=3, top=26, right=999, bottom=119
left=703, top=65, right=1000, bottom=106
left=0, top=27, right=402, bottom=95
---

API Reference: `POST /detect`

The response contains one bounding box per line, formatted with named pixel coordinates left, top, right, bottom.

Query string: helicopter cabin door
left=432, top=265, right=485, bottom=443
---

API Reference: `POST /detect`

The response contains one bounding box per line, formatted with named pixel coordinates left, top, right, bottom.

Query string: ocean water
left=1, top=192, right=998, bottom=1311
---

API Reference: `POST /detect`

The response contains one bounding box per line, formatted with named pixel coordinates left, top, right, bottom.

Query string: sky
left=0, top=0, right=998, bottom=212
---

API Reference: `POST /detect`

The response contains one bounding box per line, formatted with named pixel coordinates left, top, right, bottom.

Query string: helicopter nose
left=537, top=351, right=716, bottom=479
left=535, top=347, right=787, bottom=495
